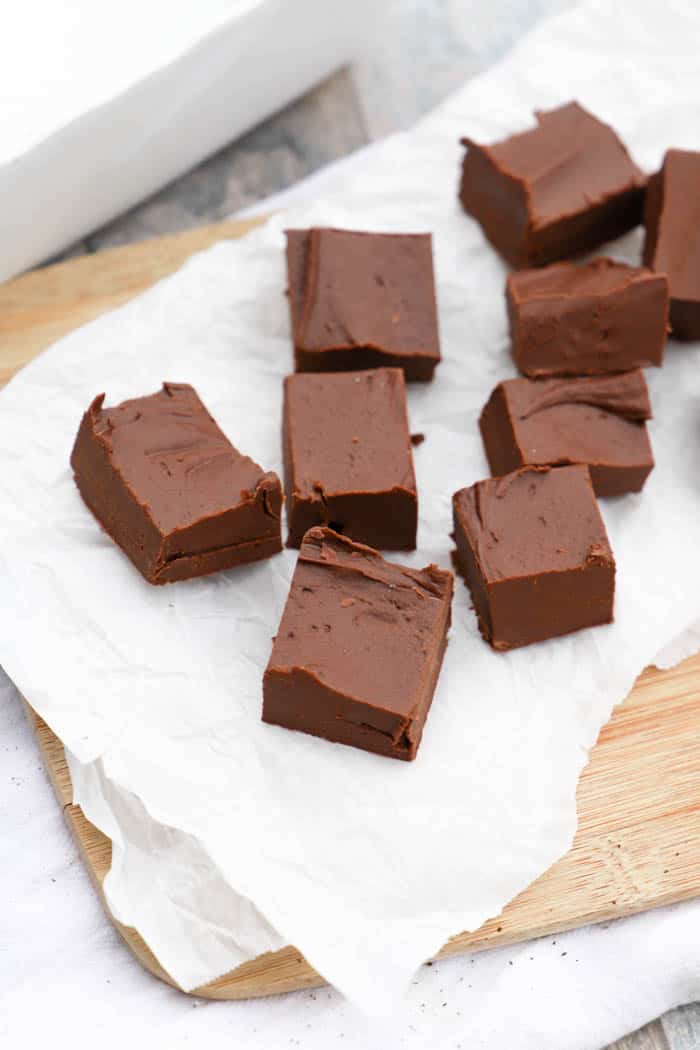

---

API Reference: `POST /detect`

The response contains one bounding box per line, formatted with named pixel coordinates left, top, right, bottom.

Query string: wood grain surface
left=0, top=218, right=265, bottom=382
left=4, top=218, right=699, bottom=1001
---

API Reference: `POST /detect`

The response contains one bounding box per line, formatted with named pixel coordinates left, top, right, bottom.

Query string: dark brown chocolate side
left=479, top=371, right=654, bottom=497
left=507, top=258, right=668, bottom=377
left=283, top=368, right=417, bottom=550
left=459, top=102, right=646, bottom=268
left=285, top=227, right=441, bottom=381
left=452, top=465, right=615, bottom=650
left=643, top=149, right=700, bottom=340
left=263, top=528, right=453, bottom=760
left=70, top=383, right=282, bottom=584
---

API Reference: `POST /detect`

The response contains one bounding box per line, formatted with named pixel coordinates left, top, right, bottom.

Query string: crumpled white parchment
left=1, top=0, right=699, bottom=1011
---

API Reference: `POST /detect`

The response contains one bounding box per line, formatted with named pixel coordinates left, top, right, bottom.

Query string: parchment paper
left=1, top=0, right=699, bottom=1010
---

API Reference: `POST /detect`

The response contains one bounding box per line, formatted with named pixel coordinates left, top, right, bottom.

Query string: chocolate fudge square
left=263, top=527, right=453, bottom=760
left=479, top=370, right=654, bottom=497
left=507, top=259, right=668, bottom=377
left=71, top=383, right=283, bottom=584
left=285, top=227, right=441, bottom=381
left=459, top=102, right=646, bottom=268
left=452, top=465, right=615, bottom=650
left=283, top=368, right=418, bottom=550
left=644, top=149, right=700, bottom=340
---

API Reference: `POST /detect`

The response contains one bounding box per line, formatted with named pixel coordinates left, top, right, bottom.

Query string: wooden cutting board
left=3, top=223, right=700, bottom=1000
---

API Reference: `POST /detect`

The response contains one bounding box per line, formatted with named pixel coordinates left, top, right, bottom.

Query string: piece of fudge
left=285, top=227, right=441, bottom=381
left=452, top=465, right=615, bottom=650
left=283, top=368, right=417, bottom=550
left=643, top=149, right=700, bottom=340
left=71, top=383, right=282, bottom=584
left=479, top=370, right=654, bottom=497
left=507, top=258, right=668, bottom=376
left=262, top=527, right=453, bottom=760
left=459, top=102, right=646, bottom=268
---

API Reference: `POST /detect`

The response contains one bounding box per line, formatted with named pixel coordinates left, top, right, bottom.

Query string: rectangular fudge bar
left=283, top=368, right=417, bottom=550
left=452, top=465, right=615, bottom=650
left=285, top=227, right=441, bottom=381
left=507, top=258, right=668, bottom=377
left=263, top=527, right=453, bottom=760
left=459, top=102, right=647, bottom=268
left=643, top=149, right=700, bottom=340
left=71, top=383, right=283, bottom=584
left=479, top=370, right=654, bottom=497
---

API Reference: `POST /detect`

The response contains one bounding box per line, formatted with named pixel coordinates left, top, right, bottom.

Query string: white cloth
left=2, top=0, right=700, bottom=1046
left=1, top=675, right=699, bottom=1050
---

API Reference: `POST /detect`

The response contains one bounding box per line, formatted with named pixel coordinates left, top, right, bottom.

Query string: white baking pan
left=0, top=0, right=378, bottom=280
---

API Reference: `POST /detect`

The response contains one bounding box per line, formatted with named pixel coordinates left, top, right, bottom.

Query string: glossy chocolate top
left=286, top=227, right=440, bottom=357
left=88, top=383, right=279, bottom=532
left=284, top=368, right=416, bottom=501
left=452, top=465, right=614, bottom=582
left=508, top=258, right=657, bottom=302
left=502, top=370, right=652, bottom=424
left=464, top=102, right=645, bottom=228
left=267, top=527, right=453, bottom=720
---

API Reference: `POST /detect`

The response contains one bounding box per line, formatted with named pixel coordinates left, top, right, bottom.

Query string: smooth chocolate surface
left=283, top=368, right=417, bottom=549
left=643, top=149, right=700, bottom=340
left=507, top=258, right=668, bottom=376
left=263, top=527, right=453, bottom=760
left=71, top=383, right=283, bottom=584
left=459, top=102, right=646, bottom=268
left=285, top=227, right=441, bottom=381
left=452, top=465, right=615, bottom=650
left=479, top=370, right=654, bottom=497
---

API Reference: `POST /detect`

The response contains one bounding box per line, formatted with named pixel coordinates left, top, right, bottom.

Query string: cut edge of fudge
left=643, top=149, right=700, bottom=341
left=282, top=368, right=418, bottom=551
left=458, top=140, right=528, bottom=267
left=262, top=527, right=453, bottom=760
left=478, top=370, right=654, bottom=497
left=70, top=385, right=283, bottom=585
left=452, top=465, right=615, bottom=650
